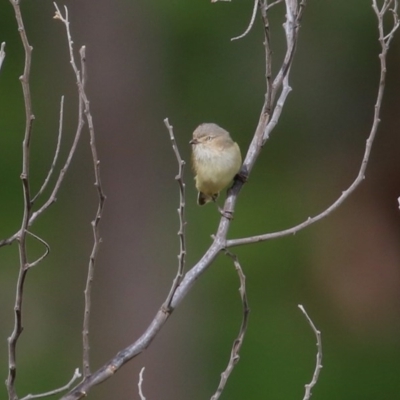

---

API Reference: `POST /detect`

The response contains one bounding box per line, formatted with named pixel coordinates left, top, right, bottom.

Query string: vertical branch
left=54, top=4, right=106, bottom=378
left=81, top=44, right=106, bottom=378
left=7, top=1, right=35, bottom=398
left=162, top=118, right=187, bottom=311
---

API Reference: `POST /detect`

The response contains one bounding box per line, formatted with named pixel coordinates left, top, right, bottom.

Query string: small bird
left=190, top=123, right=242, bottom=206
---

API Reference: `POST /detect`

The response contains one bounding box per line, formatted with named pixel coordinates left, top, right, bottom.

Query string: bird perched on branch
left=190, top=123, right=242, bottom=206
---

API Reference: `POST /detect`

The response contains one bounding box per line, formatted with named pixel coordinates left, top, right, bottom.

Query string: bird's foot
left=218, top=207, right=234, bottom=220
left=235, top=165, right=249, bottom=183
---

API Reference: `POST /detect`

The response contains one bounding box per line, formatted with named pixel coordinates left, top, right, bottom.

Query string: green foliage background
left=1, top=1, right=400, bottom=399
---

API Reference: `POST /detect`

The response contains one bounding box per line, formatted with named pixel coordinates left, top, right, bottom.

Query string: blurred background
left=1, top=1, right=400, bottom=399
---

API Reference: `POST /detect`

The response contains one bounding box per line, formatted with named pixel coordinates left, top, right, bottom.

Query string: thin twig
left=54, top=4, right=106, bottom=377
left=25, top=230, right=50, bottom=268
left=210, top=252, right=250, bottom=400
left=0, top=42, right=6, bottom=71
left=7, top=0, right=35, bottom=397
left=31, top=96, right=64, bottom=204
left=231, top=0, right=259, bottom=41
left=20, top=369, right=82, bottom=400
left=298, top=305, right=322, bottom=400
left=81, top=43, right=107, bottom=379
left=138, top=367, right=147, bottom=400
left=162, top=118, right=187, bottom=311
left=267, top=0, right=284, bottom=10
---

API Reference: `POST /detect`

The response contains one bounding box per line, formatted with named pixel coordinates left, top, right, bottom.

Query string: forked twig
left=210, top=252, right=250, bottom=400
left=162, top=118, right=187, bottom=311
left=298, top=305, right=322, bottom=400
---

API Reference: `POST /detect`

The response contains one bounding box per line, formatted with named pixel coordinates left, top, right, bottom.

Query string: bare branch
left=298, top=305, right=323, bottom=400
left=137, top=367, right=147, bottom=400
left=210, top=252, right=250, bottom=400
left=31, top=96, right=64, bottom=204
left=231, top=0, right=259, bottom=41
left=162, top=118, right=187, bottom=311
left=61, top=3, right=309, bottom=398
left=226, top=0, right=399, bottom=249
left=20, top=369, right=81, bottom=400
left=0, top=42, right=6, bottom=71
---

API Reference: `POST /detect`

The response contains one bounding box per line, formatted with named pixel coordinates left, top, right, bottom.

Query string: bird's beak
left=189, top=138, right=198, bottom=145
